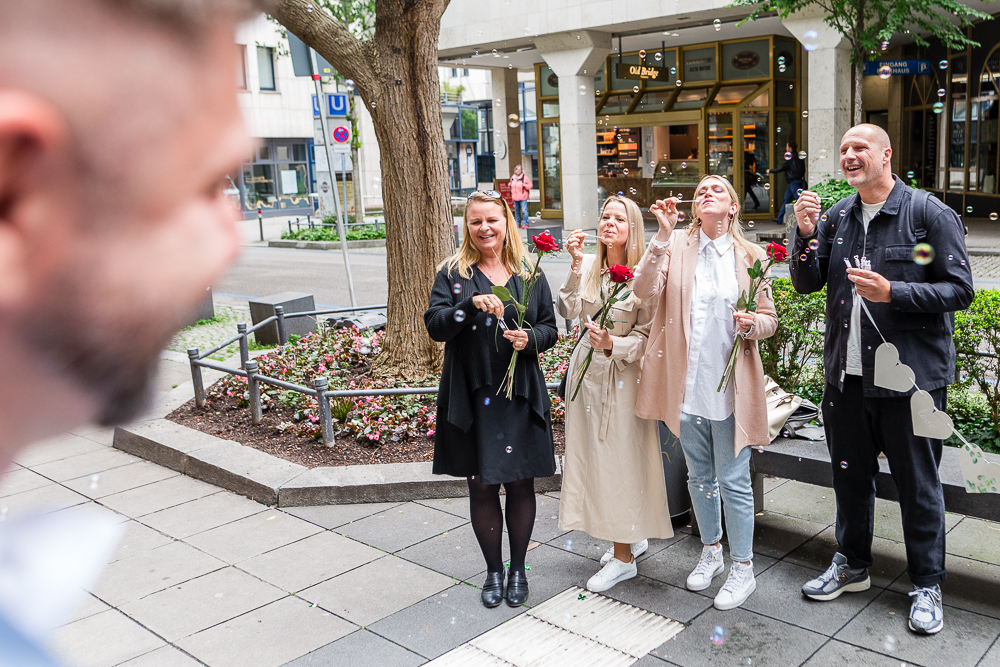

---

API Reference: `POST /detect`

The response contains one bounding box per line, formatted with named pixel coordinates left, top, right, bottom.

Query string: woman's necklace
left=480, top=248, right=509, bottom=284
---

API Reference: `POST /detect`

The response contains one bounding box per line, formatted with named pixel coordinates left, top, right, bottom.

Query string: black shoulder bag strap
left=911, top=188, right=930, bottom=242
left=557, top=326, right=587, bottom=400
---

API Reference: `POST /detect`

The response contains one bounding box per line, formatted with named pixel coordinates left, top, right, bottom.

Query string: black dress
left=425, top=264, right=558, bottom=485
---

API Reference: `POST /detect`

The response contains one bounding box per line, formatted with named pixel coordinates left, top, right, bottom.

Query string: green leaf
left=513, top=302, right=527, bottom=313
left=737, top=293, right=748, bottom=311
left=491, top=285, right=514, bottom=302
left=618, top=289, right=633, bottom=301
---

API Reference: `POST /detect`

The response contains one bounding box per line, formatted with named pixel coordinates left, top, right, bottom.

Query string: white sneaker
left=587, top=556, right=637, bottom=593
left=714, top=561, right=756, bottom=610
left=686, top=544, right=724, bottom=591
left=600, top=540, right=649, bottom=565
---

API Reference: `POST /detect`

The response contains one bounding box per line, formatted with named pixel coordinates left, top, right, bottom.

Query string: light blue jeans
left=678, top=412, right=755, bottom=562
left=513, top=199, right=530, bottom=227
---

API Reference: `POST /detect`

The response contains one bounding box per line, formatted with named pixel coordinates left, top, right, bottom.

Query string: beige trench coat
left=556, top=256, right=674, bottom=543
left=632, top=229, right=778, bottom=456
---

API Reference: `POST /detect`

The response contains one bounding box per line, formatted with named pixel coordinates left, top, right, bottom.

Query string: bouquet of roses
left=717, top=242, right=788, bottom=392
left=490, top=231, right=560, bottom=398
left=571, top=264, right=634, bottom=401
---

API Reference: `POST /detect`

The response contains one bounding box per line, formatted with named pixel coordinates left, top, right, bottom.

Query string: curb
left=114, top=419, right=563, bottom=507
left=268, top=239, right=385, bottom=250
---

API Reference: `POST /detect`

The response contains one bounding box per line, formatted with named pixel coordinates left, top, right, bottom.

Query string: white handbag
left=764, top=375, right=803, bottom=442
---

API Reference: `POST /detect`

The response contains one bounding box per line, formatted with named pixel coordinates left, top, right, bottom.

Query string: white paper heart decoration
left=909, top=390, right=955, bottom=440
left=959, top=441, right=1000, bottom=494
left=873, top=343, right=916, bottom=392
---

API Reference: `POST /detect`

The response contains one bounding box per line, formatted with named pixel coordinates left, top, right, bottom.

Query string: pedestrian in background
left=769, top=141, right=806, bottom=223
left=425, top=190, right=558, bottom=609
left=633, top=175, right=777, bottom=611
left=509, top=165, right=532, bottom=228
left=790, top=124, right=973, bottom=636
left=557, top=196, right=673, bottom=594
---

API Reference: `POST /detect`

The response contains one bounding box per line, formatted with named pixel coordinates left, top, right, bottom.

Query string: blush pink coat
left=632, top=228, right=778, bottom=456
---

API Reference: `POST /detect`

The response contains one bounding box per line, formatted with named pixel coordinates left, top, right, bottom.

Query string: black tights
left=467, top=476, right=536, bottom=575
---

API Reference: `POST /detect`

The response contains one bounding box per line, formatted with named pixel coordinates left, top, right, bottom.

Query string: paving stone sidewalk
left=3, top=352, right=999, bottom=667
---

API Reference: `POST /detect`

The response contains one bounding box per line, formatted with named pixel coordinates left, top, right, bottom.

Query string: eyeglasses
left=469, top=190, right=503, bottom=200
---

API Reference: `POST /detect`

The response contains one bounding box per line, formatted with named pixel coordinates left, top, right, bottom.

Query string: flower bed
left=168, top=325, right=576, bottom=467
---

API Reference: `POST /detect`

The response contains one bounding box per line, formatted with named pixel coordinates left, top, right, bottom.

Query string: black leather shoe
left=481, top=571, right=505, bottom=608
left=506, top=569, right=528, bottom=607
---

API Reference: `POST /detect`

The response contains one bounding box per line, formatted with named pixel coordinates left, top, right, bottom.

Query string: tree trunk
left=273, top=0, right=454, bottom=381
left=349, top=93, right=364, bottom=222
left=854, top=61, right=864, bottom=126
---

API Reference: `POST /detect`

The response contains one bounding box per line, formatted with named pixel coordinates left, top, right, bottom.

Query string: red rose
left=607, top=264, right=634, bottom=283
left=532, top=231, right=559, bottom=253
left=766, top=242, right=788, bottom=262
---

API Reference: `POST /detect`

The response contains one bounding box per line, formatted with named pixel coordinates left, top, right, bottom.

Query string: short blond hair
left=439, top=192, right=531, bottom=280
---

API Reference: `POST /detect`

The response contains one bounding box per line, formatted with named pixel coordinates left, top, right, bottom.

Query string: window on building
left=257, top=46, right=276, bottom=91
left=236, top=45, right=247, bottom=90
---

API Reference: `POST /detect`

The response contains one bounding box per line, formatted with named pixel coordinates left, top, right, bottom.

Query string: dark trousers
left=823, top=377, right=947, bottom=587
left=778, top=178, right=804, bottom=221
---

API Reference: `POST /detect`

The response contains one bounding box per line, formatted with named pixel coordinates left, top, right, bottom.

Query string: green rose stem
left=571, top=273, right=632, bottom=401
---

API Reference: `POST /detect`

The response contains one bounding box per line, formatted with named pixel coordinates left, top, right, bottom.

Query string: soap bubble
left=655, top=52, right=662, bottom=61
left=802, top=110, right=809, bottom=118
left=344, top=79, right=355, bottom=91
left=492, top=49, right=498, bottom=56
left=809, top=239, right=820, bottom=250
left=803, top=30, right=819, bottom=51
left=763, top=183, right=770, bottom=190
left=371, top=101, right=376, bottom=109
left=677, top=212, right=686, bottom=222
left=452, top=283, right=462, bottom=294
left=906, top=170, right=915, bottom=179
left=784, top=151, right=792, bottom=161
left=912, top=243, right=934, bottom=265
left=639, top=49, right=646, bottom=58
left=623, top=168, right=629, bottom=175
left=453, top=311, right=466, bottom=322
left=681, top=161, right=688, bottom=169
left=937, top=88, right=946, bottom=97
left=933, top=102, right=944, bottom=114
left=778, top=56, right=785, bottom=65
left=796, top=189, right=804, bottom=197
left=90, top=474, right=99, bottom=490
left=798, top=150, right=807, bottom=159
left=630, top=187, right=637, bottom=195
left=837, top=238, right=844, bottom=245
left=778, top=64, right=786, bottom=73
left=883, top=635, right=896, bottom=652
left=991, top=212, right=998, bottom=221
left=839, top=209, right=847, bottom=216
left=306, top=3, right=313, bottom=11
left=660, top=166, right=667, bottom=173
left=507, top=113, right=520, bottom=128
left=881, top=41, right=889, bottom=51
left=676, top=79, right=683, bottom=87
left=633, top=85, right=640, bottom=93
left=939, top=59, right=949, bottom=70
left=565, top=539, right=574, bottom=551
left=714, top=18, right=722, bottom=30
left=484, top=397, right=491, bottom=406
left=505, top=445, right=512, bottom=453
left=878, top=65, right=892, bottom=79
left=670, top=66, right=676, bottom=75
left=800, top=253, right=808, bottom=261
left=967, top=206, right=974, bottom=213
left=711, top=626, right=727, bottom=645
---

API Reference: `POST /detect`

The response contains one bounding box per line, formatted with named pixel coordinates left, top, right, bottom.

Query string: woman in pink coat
left=632, top=175, right=777, bottom=611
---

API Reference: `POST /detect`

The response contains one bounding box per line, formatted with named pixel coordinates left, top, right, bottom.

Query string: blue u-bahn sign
left=863, top=60, right=931, bottom=76
left=311, top=93, right=349, bottom=117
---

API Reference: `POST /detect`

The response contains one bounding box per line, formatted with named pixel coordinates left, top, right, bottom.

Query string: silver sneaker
left=801, top=552, right=870, bottom=601
left=908, top=584, right=944, bottom=635
left=600, top=540, right=648, bottom=566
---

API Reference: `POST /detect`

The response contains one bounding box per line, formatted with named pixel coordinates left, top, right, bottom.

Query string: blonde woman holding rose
left=557, top=195, right=673, bottom=593
left=633, top=175, right=776, bottom=611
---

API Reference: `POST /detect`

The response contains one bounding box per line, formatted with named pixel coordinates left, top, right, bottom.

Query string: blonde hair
left=580, top=195, right=645, bottom=303
left=438, top=192, right=531, bottom=280
left=687, top=175, right=759, bottom=259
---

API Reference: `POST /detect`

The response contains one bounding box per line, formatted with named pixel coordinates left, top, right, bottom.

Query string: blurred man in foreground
left=0, top=1, right=261, bottom=662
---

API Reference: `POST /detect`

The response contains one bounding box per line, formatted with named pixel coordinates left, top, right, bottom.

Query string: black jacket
left=772, top=155, right=806, bottom=181
left=424, top=265, right=558, bottom=432
left=789, top=176, right=974, bottom=397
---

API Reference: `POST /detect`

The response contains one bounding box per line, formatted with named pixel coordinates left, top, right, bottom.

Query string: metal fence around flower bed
left=185, top=303, right=559, bottom=446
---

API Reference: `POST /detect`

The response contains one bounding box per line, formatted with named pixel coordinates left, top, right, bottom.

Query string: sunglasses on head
left=469, top=190, right=505, bottom=202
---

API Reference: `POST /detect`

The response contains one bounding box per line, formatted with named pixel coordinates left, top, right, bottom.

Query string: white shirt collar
left=698, top=229, right=734, bottom=255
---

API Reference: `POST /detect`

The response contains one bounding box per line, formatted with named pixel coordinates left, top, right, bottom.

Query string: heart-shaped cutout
left=959, top=441, right=1000, bottom=494
left=909, top=390, right=954, bottom=440
left=874, top=343, right=916, bottom=392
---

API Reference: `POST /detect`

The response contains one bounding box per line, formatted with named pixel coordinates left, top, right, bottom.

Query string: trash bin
left=659, top=422, right=691, bottom=519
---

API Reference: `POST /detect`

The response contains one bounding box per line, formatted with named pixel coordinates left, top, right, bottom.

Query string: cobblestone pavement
left=2, top=356, right=998, bottom=667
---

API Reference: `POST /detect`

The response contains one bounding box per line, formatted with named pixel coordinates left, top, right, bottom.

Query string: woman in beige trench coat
left=557, top=195, right=674, bottom=594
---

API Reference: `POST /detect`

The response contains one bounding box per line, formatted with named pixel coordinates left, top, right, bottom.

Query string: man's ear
left=0, top=91, right=70, bottom=307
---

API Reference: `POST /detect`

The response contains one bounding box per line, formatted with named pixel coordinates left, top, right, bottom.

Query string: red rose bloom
left=532, top=232, right=559, bottom=253
left=766, top=242, right=788, bottom=262
left=607, top=264, right=634, bottom=283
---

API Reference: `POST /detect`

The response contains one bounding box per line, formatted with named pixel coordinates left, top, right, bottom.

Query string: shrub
left=281, top=224, right=385, bottom=242
left=953, top=288, right=1000, bottom=443
left=809, top=178, right=857, bottom=206
left=759, top=278, right=826, bottom=402
left=945, top=385, right=1000, bottom=454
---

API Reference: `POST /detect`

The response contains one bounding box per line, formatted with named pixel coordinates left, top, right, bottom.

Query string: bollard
left=309, top=216, right=314, bottom=230
left=375, top=217, right=380, bottom=233
left=188, top=349, right=206, bottom=408
left=257, top=206, right=263, bottom=242
left=307, top=214, right=312, bottom=228
left=288, top=220, right=293, bottom=236
left=274, top=305, right=287, bottom=345
left=246, top=360, right=262, bottom=424
left=237, top=322, right=249, bottom=369
left=313, top=377, right=335, bottom=446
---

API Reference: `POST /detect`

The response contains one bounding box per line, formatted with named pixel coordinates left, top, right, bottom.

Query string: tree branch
left=271, top=0, right=373, bottom=87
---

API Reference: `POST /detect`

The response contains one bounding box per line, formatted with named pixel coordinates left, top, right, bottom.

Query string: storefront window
left=950, top=56, right=968, bottom=189
left=746, top=90, right=769, bottom=108
left=243, top=164, right=275, bottom=205
left=773, top=40, right=797, bottom=78
left=708, top=112, right=734, bottom=183
left=683, top=47, right=717, bottom=82
left=542, top=123, right=561, bottom=209
left=741, top=110, right=770, bottom=214
left=541, top=102, right=560, bottom=118
left=594, top=65, right=606, bottom=95
left=672, top=87, right=710, bottom=110
left=600, top=94, right=633, bottom=115
left=974, top=49, right=1000, bottom=193
left=242, top=139, right=311, bottom=214
left=539, top=64, right=558, bottom=97
left=773, top=111, right=795, bottom=198
left=713, top=84, right=760, bottom=106
left=722, top=40, right=770, bottom=80
left=633, top=90, right=673, bottom=113
left=776, top=81, right=796, bottom=108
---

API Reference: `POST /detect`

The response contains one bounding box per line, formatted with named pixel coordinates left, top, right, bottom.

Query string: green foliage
left=731, top=0, right=991, bottom=65
left=954, top=288, right=1000, bottom=440
left=759, top=278, right=827, bottom=401
left=945, top=385, right=1000, bottom=454
left=281, top=225, right=385, bottom=242
left=193, top=315, right=226, bottom=327
left=811, top=178, right=857, bottom=206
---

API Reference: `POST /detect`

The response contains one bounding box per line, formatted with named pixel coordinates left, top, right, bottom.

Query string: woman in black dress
left=424, top=190, right=558, bottom=609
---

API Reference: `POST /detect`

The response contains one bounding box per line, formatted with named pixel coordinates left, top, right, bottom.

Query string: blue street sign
left=311, top=93, right=349, bottom=117
left=863, top=59, right=931, bottom=76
